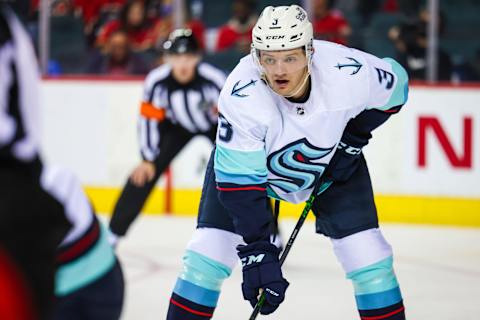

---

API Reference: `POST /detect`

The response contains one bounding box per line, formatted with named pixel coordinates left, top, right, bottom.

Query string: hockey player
left=41, top=166, right=125, bottom=320
left=109, top=29, right=226, bottom=243
left=166, top=5, right=408, bottom=320
left=0, top=5, right=71, bottom=319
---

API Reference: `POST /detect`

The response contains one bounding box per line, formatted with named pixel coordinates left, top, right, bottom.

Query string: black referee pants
left=109, top=123, right=216, bottom=236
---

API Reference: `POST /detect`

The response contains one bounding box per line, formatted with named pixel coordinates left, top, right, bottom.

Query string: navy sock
left=358, top=300, right=405, bottom=320
left=166, top=293, right=215, bottom=320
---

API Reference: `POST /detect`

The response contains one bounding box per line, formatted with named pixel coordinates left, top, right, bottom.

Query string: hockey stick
left=270, top=200, right=280, bottom=245
left=249, top=177, right=325, bottom=320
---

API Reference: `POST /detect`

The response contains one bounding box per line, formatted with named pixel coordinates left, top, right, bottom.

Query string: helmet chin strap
left=282, top=68, right=310, bottom=98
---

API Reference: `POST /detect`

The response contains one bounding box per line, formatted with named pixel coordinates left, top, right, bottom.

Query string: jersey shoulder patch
left=218, top=56, right=278, bottom=134
left=312, top=40, right=370, bottom=110
left=314, top=41, right=368, bottom=80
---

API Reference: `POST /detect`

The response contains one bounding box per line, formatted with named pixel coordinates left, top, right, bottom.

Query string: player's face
left=168, top=54, right=201, bottom=84
left=260, top=48, right=308, bottom=97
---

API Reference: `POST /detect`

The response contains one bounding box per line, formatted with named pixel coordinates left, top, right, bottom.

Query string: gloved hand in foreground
left=237, top=241, right=289, bottom=315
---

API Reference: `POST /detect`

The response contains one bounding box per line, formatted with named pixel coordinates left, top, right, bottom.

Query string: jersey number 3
left=218, top=113, right=233, bottom=142
left=375, top=67, right=395, bottom=90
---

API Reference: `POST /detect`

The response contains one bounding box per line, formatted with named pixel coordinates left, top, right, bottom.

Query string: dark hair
left=119, top=0, right=147, bottom=30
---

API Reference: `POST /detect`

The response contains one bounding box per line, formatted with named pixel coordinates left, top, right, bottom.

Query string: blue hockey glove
left=237, top=241, right=289, bottom=315
left=325, top=107, right=395, bottom=183
left=324, top=138, right=364, bottom=183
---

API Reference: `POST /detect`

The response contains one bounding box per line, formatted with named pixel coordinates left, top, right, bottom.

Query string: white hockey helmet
left=251, top=5, right=314, bottom=72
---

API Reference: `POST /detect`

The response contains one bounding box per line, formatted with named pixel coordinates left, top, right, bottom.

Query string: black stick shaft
left=248, top=180, right=322, bottom=320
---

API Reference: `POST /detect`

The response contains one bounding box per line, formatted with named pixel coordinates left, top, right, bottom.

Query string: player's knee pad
left=185, top=227, right=243, bottom=274
left=174, top=228, right=243, bottom=306
left=331, top=228, right=392, bottom=274
left=331, top=228, right=402, bottom=309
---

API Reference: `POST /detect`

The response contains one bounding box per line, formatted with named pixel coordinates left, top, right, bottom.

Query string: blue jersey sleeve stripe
left=371, top=58, right=409, bottom=111
left=214, top=145, right=267, bottom=175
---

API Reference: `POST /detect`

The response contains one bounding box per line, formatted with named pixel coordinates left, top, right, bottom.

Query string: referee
left=109, top=29, right=226, bottom=242
left=0, top=4, right=70, bottom=319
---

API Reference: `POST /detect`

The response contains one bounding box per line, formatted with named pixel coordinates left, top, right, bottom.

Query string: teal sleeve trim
left=373, top=58, right=409, bottom=111
left=179, top=250, right=232, bottom=292
left=55, top=222, right=116, bottom=296
left=214, top=145, right=267, bottom=183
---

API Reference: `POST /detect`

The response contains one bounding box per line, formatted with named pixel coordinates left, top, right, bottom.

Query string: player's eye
left=263, top=57, right=275, bottom=65
left=285, top=56, right=297, bottom=63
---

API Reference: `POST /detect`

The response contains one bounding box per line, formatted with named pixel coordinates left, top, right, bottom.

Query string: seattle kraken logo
left=335, top=57, right=362, bottom=75
left=267, top=138, right=334, bottom=193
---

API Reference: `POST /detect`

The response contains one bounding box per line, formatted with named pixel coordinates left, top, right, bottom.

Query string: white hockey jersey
left=214, top=40, right=408, bottom=204
left=41, top=166, right=115, bottom=296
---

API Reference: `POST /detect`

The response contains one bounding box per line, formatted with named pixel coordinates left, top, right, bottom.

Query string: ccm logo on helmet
left=266, top=35, right=285, bottom=40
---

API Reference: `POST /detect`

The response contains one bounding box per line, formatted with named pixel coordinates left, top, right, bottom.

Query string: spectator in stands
left=88, top=30, right=149, bottom=75
left=389, top=9, right=453, bottom=81
left=312, top=0, right=351, bottom=45
left=96, top=0, right=170, bottom=52
left=215, top=0, right=257, bottom=54
left=76, top=0, right=126, bottom=46
left=185, top=0, right=206, bottom=49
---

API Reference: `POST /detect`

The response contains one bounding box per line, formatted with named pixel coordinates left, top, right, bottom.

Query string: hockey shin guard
left=166, top=228, right=241, bottom=320
left=332, top=229, right=405, bottom=320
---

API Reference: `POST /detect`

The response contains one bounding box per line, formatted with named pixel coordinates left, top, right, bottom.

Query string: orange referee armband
left=140, top=102, right=166, bottom=121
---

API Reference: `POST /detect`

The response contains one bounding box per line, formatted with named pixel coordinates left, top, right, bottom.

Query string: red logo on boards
left=418, top=116, right=473, bottom=169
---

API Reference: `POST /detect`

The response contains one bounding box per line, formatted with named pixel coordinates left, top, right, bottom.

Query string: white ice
left=110, top=216, right=480, bottom=320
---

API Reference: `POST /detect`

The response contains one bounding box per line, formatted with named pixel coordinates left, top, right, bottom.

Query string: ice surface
left=107, top=216, right=480, bottom=320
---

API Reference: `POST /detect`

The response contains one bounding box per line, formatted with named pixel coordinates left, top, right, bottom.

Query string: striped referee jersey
left=0, top=5, right=42, bottom=170
left=138, top=62, right=226, bottom=161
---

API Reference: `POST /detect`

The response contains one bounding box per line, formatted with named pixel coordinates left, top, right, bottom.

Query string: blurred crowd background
left=8, top=0, right=480, bottom=82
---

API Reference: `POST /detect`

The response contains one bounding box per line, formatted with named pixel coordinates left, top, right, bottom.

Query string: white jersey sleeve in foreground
left=214, top=56, right=278, bottom=187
